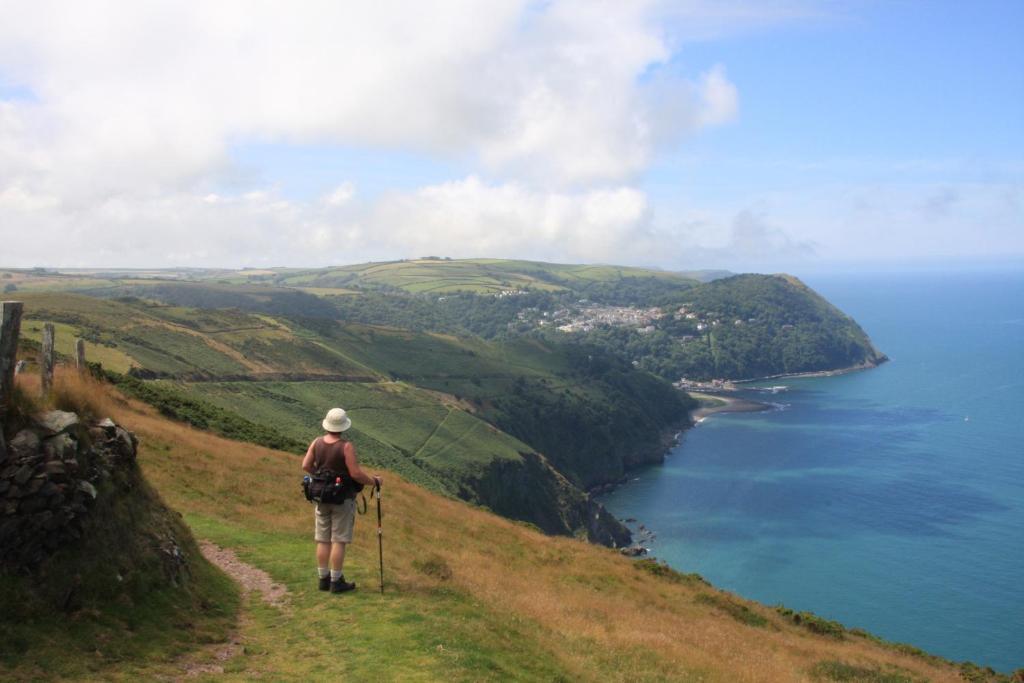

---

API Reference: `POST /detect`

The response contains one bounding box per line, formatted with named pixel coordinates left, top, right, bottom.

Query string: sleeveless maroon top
left=312, top=437, right=351, bottom=478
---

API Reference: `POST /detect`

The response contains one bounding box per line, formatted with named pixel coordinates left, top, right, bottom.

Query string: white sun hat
left=322, top=407, right=352, bottom=433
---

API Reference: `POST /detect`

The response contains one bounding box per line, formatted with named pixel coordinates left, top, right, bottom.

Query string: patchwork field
left=19, top=320, right=136, bottom=373
left=185, top=379, right=526, bottom=493
left=15, top=292, right=373, bottom=378
left=238, top=258, right=694, bottom=295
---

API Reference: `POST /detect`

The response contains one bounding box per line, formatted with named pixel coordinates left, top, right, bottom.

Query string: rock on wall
left=0, top=411, right=138, bottom=568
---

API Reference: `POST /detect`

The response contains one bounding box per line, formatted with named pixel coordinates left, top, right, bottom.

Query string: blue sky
left=231, top=1, right=1024, bottom=201
left=0, top=1, right=1021, bottom=271
left=653, top=1, right=1023, bottom=191
left=231, top=2, right=1024, bottom=200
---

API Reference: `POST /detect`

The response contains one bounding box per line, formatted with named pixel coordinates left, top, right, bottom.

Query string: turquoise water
left=598, top=271, right=1024, bottom=672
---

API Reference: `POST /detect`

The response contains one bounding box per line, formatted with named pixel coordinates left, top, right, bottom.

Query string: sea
left=598, top=270, right=1024, bottom=672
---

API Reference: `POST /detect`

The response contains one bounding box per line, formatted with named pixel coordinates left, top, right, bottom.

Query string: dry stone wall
left=0, top=410, right=138, bottom=568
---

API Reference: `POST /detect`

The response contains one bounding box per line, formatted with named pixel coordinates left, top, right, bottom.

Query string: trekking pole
left=374, top=479, right=384, bottom=594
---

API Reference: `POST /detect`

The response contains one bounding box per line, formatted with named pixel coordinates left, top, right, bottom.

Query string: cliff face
left=480, top=370, right=694, bottom=492
left=455, top=450, right=631, bottom=547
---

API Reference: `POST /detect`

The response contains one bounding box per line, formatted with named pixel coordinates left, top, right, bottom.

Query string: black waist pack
left=303, top=471, right=363, bottom=504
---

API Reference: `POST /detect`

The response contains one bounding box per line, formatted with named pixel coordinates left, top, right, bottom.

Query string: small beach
left=688, top=391, right=772, bottom=422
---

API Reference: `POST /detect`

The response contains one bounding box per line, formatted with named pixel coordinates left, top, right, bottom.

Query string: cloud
left=0, top=0, right=769, bottom=267
left=0, top=0, right=741, bottom=193
left=720, top=182, right=1024, bottom=266
left=729, top=209, right=816, bottom=259
left=4, top=172, right=1017, bottom=270
left=13, top=1, right=1004, bottom=273
left=668, top=207, right=817, bottom=270
left=363, top=176, right=656, bottom=261
left=919, top=186, right=959, bottom=219
left=0, top=175, right=662, bottom=267
left=322, top=183, right=355, bottom=208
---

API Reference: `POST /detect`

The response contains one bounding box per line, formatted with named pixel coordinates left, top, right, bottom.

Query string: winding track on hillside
left=412, top=407, right=454, bottom=459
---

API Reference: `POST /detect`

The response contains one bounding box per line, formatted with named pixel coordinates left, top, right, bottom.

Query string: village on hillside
left=516, top=301, right=759, bottom=338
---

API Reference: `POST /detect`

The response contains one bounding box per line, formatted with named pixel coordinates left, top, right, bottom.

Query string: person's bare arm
left=343, top=442, right=380, bottom=487
left=301, top=440, right=317, bottom=474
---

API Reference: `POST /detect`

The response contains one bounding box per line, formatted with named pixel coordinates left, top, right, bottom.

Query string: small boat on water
left=746, top=385, right=789, bottom=394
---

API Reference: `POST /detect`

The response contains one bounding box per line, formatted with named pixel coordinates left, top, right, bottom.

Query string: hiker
left=301, top=407, right=382, bottom=593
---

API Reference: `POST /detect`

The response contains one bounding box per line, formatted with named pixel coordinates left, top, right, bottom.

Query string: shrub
left=695, top=593, right=768, bottom=628
left=847, top=627, right=945, bottom=667
left=634, top=558, right=708, bottom=585
left=105, top=372, right=304, bottom=453
left=810, top=661, right=915, bottom=682
left=776, top=606, right=846, bottom=639
left=412, top=556, right=453, bottom=581
left=959, top=662, right=1014, bottom=683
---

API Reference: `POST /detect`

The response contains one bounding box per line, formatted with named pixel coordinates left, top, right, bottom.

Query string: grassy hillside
left=17, top=292, right=371, bottom=378
left=14, top=293, right=686, bottom=544
left=3, top=261, right=885, bottom=382
left=297, top=323, right=694, bottom=489
left=243, top=258, right=694, bottom=295
left=574, top=274, right=887, bottom=381
left=1, top=379, right=998, bottom=681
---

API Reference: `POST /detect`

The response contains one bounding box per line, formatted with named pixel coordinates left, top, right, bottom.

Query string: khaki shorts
left=314, top=499, right=356, bottom=543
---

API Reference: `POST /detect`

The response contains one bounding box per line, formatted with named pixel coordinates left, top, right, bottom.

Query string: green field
left=7, top=258, right=699, bottom=300
left=186, top=379, right=528, bottom=493
left=317, top=324, right=566, bottom=381
left=256, top=258, right=692, bottom=295
left=20, top=320, right=136, bottom=373
left=14, top=293, right=372, bottom=378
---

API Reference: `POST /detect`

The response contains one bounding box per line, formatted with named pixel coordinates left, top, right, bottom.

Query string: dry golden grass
left=88, top=380, right=974, bottom=683
left=13, top=366, right=124, bottom=424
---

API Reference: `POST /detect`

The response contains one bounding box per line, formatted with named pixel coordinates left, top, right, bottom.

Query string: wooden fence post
left=0, top=301, right=24, bottom=415
left=76, top=338, right=86, bottom=372
left=40, top=322, right=55, bottom=398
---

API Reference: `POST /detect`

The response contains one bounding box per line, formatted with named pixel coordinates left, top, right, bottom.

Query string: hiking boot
left=318, top=576, right=331, bottom=591
left=330, top=577, right=356, bottom=593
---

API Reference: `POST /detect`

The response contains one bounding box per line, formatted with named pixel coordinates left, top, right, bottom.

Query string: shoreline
left=733, top=356, right=888, bottom=384
left=594, top=360, right=887, bottom=501
left=688, top=392, right=774, bottom=422
left=599, top=359, right=886, bottom=542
